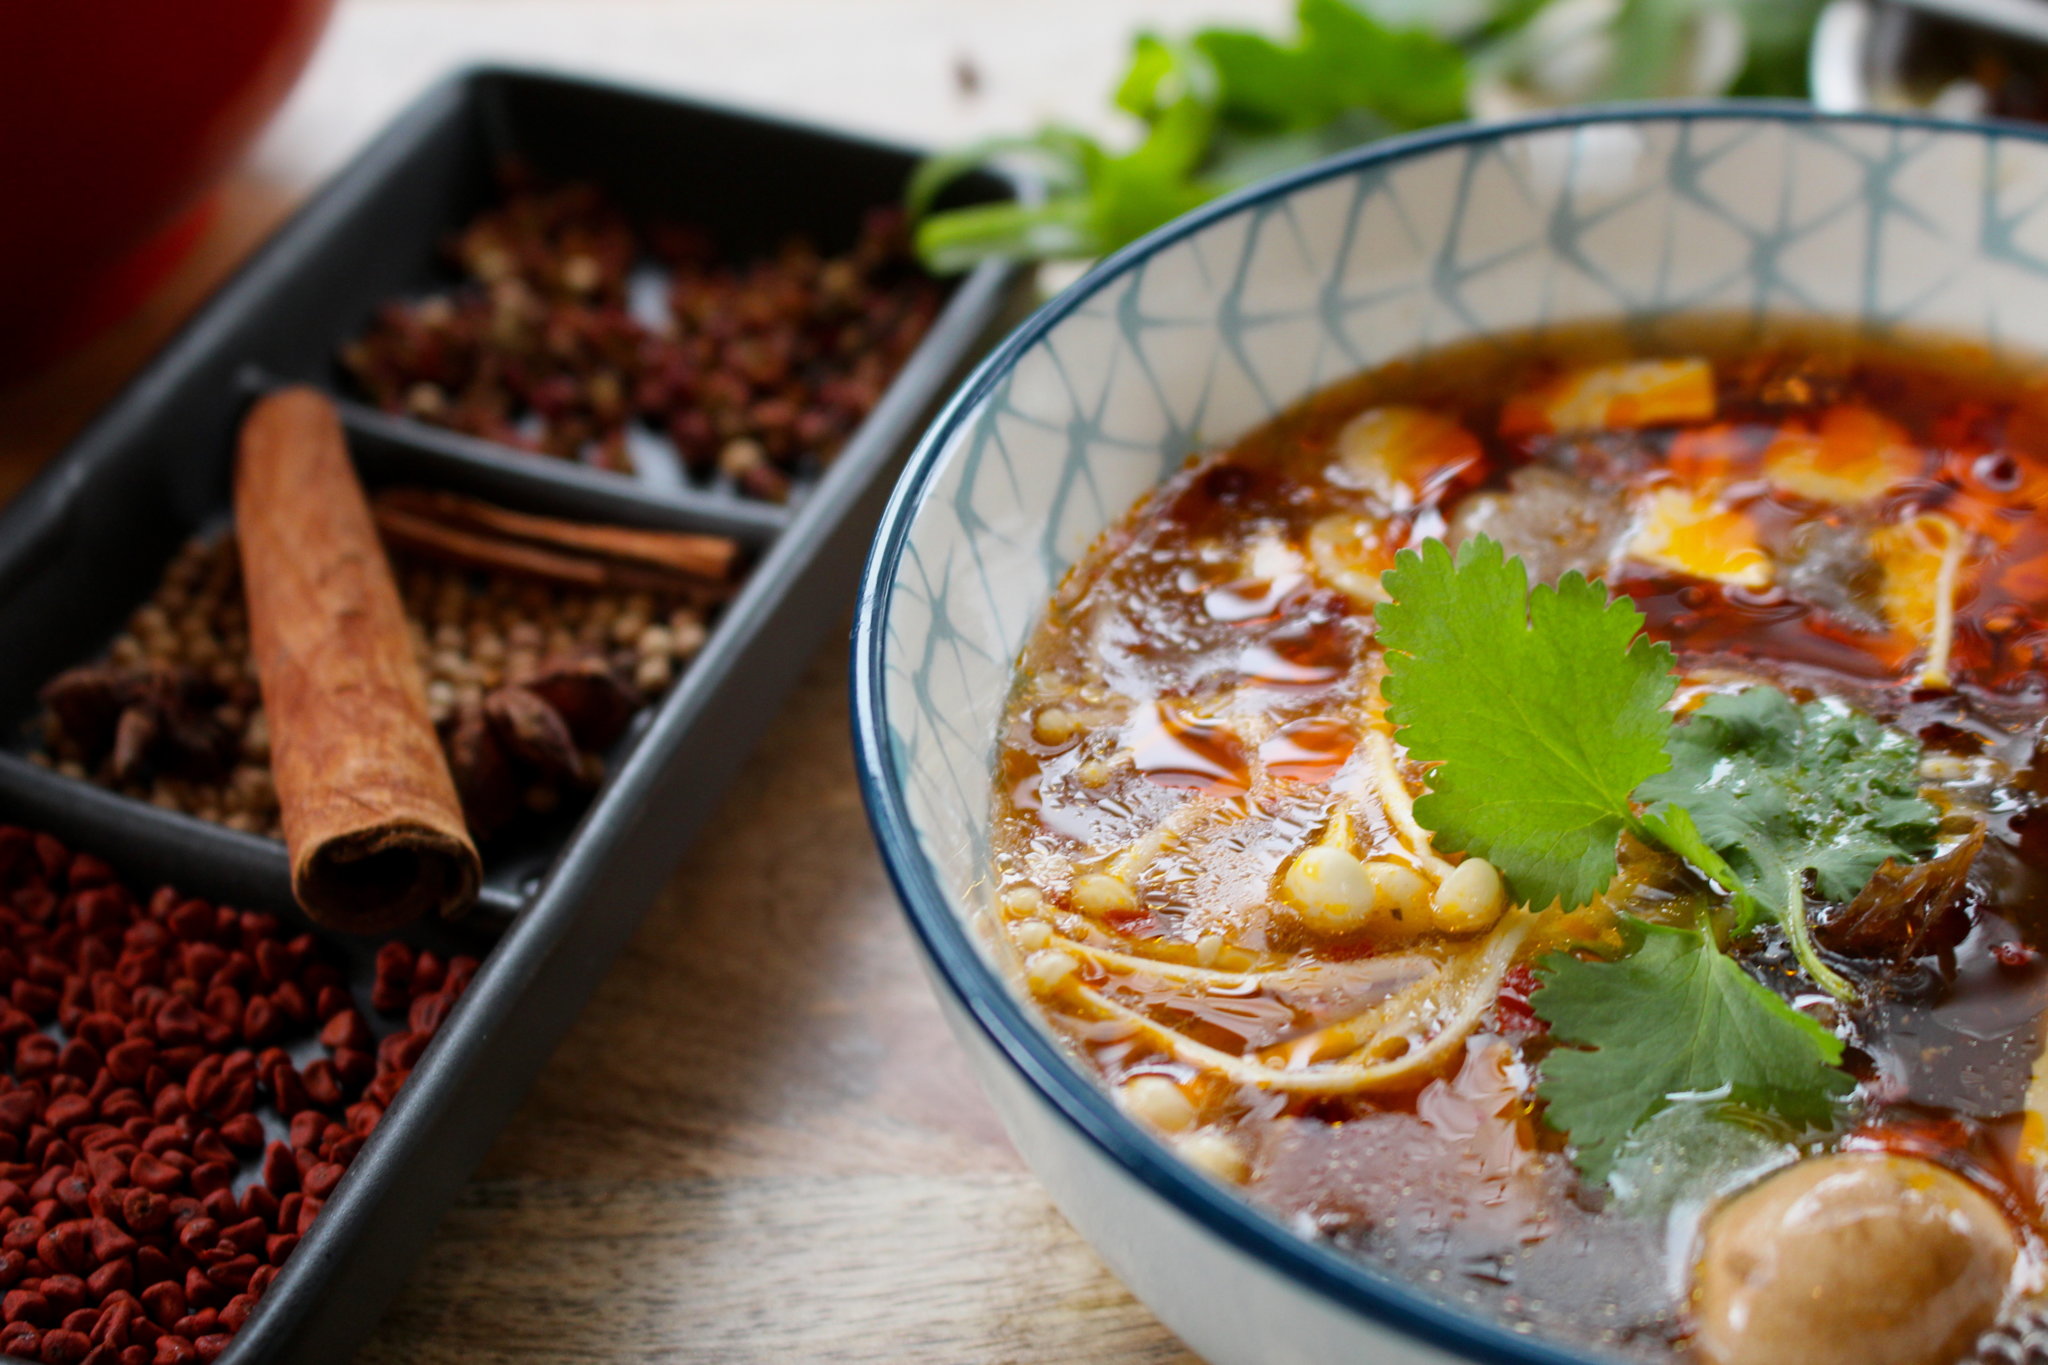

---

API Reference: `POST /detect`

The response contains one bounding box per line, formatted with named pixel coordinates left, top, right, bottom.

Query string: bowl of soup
left=853, top=106, right=2048, bottom=1365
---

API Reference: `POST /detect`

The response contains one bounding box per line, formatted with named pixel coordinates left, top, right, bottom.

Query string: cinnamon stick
left=375, top=486, right=737, bottom=582
left=236, top=388, right=481, bottom=932
left=370, top=495, right=735, bottom=599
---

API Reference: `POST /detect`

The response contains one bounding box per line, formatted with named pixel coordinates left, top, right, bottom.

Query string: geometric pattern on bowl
left=878, top=112, right=2048, bottom=918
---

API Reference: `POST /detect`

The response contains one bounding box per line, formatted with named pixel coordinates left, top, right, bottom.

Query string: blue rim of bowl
left=851, top=99, right=2048, bottom=1365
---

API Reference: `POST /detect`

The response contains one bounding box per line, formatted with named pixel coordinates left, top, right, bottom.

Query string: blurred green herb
left=909, top=0, right=1824, bottom=270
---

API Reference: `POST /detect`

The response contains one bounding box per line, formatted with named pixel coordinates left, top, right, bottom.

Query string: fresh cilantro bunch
left=1376, top=535, right=1937, bottom=1178
left=908, top=0, right=1824, bottom=271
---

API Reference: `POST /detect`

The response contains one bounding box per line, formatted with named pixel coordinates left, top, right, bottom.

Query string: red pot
left=0, top=0, right=336, bottom=378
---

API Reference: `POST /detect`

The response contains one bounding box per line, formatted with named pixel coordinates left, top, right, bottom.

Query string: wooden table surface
left=0, top=179, right=1200, bottom=1365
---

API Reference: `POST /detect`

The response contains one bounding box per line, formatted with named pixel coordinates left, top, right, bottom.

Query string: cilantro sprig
left=1534, top=921, right=1853, bottom=1182
left=1376, top=535, right=1936, bottom=995
left=907, top=0, right=1825, bottom=271
left=1375, top=535, right=1938, bottom=1177
left=1637, top=688, right=1938, bottom=1000
left=1377, top=536, right=1676, bottom=913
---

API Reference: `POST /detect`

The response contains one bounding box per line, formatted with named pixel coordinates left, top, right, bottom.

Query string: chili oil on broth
left=987, top=318, right=2048, bottom=1363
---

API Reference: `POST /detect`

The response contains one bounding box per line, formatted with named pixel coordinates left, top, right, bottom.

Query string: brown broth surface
left=989, top=320, right=2048, bottom=1360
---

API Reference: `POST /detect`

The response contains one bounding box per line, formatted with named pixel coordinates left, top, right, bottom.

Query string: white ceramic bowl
left=852, top=106, right=2048, bottom=1365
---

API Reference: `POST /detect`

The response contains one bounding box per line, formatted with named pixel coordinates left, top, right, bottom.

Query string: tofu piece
left=1870, top=513, right=1966, bottom=688
left=1500, top=358, right=1715, bottom=437
left=1763, top=405, right=1924, bottom=505
left=1628, top=486, right=1772, bottom=589
left=1332, top=405, right=1481, bottom=507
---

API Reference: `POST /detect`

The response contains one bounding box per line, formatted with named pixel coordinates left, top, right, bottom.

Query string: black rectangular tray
left=0, top=66, right=1021, bottom=1363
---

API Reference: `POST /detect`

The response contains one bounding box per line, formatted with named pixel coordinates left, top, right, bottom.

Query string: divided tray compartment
left=0, top=66, right=1022, bottom=1363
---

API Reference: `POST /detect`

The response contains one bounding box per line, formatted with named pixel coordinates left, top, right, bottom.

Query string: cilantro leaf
left=1377, top=536, right=1676, bottom=912
left=1195, top=0, right=1467, bottom=133
left=908, top=0, right=1826, bottom=270
left=1533, top=920, right=1852, bottom=1181
left=1637, top=688, right=1938, bottom=998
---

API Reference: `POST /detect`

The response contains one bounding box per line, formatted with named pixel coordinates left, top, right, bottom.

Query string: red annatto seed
left=42, top=1326, right=91, bottom=1363
left=216, top=1220, right=263, bottom=1258
left=269, top=1066, right=310, bottom=1118
left=214, top=1116, right=261, bottom=1156
left=316, top=1011, right=368, bottom=1053
left=102, top=1041, right=152, bottom=1088
left=377, top=1031, right=426, bottom=1073
left=17, top=1035, right=59, bottom=1076
left=164, top=902, right=210, bottom=942
left=57, top=1176, right=93, bottom=1213
left=3, top=1288, right=51, bottom=1324
left=236, top=1187, right=275, bottom=1228
left=128, top=1155, right=179, bottom=1195
left=270, top=983, right=309, bottom=1026
left=57, top=1040, right=102, bottom=1081
left=301, top=1164, right=344, bottom=1201
left=41, top=1273, right=87, bottom=1313
left=237, top=997, right=277, bottom=1047
left=74, top=1016, right=124, bottom=1054
left=364, top=1070, right=406, bottom=1107
left=94, top=1297, right=134, bottom=1345
left=88, top=1257, right=133, bottom=1300
left=181, top=1268, right=223, bottom=1311
left=409, top=952, right=445, bottom=996
left=407, top=993, right=452, bottom=1036
left=285, top=1113, right=323, bottom=1152
left=152, top=999, right=201, bottom=1048
left=90, top=1220, right=137, bottom=1263
left=138, top=1284, right=182, bottom=1328
left=197, top=1191, right=235, bottom=1228
left=301, top=1062, right=343, bottom=1109
left=40, top=1222, right=90, bottom=1274
left=169, top=1310, right=215, bottom=1339
left=259, top=1145, right=295, bottom=1196
left=0, top=837, right=438, bottom=1360
left=133, top=1246, right=174, bottom=1290
left=203, top=1256, right=257, bottom=1291
left=154, top=1334, right=196, bottom=1365
left=330, top=1049, right=373, bottom=1088
left=119, top=1190, right=165, bottom=1236
left=46, top=1095, right=94, bottom=1130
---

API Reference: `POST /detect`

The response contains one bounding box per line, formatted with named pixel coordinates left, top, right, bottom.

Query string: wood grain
left=0, top=176, right=1199, bottom=1365
left=353, top=636, right=1200, bottom=1364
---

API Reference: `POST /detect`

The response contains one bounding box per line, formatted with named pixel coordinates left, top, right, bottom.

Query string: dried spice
left=341, top=173, right=943, bottom=498
left=0, top=823, right=476, bottom=1364
left=32, top=526, right=710, bottom=847
left=235, top=390, right=481, bottom=932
